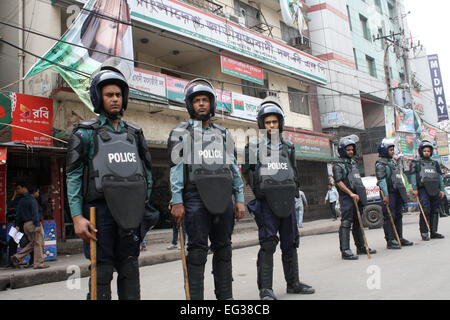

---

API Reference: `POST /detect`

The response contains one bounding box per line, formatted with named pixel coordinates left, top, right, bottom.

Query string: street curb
left=0, top=215, right=423, bottom=291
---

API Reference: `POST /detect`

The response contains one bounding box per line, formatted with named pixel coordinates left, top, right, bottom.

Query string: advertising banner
left=231, top=93, right=261, bottom=121
left=130, top=0, right=327, bottom=84
left=421, top=124, right=438, bottom=142
left=396, top=107, right=415, bottom=133
left=26, top=0, right=134, bottom=111
left=11, top=93, right=53, bottom=147
left=220, top=56, right=264, bottom=85
left=397, top=132, right=417, bottom=159
left=384, top=105, right=396, bottom=138
left=435, top=131, right=449, bottom=156
left=428, top=54, right=449, bottom=122
left=283, top=131, right=332, bottom=159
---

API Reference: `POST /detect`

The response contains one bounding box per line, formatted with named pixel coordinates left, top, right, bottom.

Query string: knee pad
left=97, top=263, right=114, bottom=285
left=214, top=246, right=232, bottom=262
left=341, top=219, right=352, bottom=229
left=117, top=256, right=139, bottom=276
left=261, top=238, right=278, bottom=255
left=187, top=248, right=208, bottom=266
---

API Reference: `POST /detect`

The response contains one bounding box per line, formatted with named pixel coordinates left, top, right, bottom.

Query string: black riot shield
left=347, top=164, right=368, bottom=206
left=420, top=161, right=440, bottom=197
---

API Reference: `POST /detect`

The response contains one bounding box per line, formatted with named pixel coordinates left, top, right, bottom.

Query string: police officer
left=168, top=78, right=245, bottom=300
left=376, top=138, right=413, bottom=249
left=334, top=138, right=376, bottom=260
left=66, top=67, right=153, bottom=300
left=409, top=140, right=445, bottom=241
left=242, top=98, right=314, bottom=300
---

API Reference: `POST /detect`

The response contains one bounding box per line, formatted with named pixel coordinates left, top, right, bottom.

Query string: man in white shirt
left=295, top=189, right=308, bottom=228
left=324, top=184, right=339, bottom=220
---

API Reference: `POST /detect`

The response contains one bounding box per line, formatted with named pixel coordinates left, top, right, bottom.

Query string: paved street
left=1, top=215, right=449, bottom=300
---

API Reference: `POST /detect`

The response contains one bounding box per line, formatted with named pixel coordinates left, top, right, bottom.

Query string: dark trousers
left=248, top=198, right=299, bottom=253
left=418, top=188, right=440, bottom=234
left=329, top=201, right=337, bottom=219
left=339, top=195, right=364, bottom=249
left=183, top=191, right=234, bottom=252
left=381, top=192, right=404, bottom=241
left=83, top=200, right=140, bottom=265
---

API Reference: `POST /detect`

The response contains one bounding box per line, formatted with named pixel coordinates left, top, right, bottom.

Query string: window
left=242, top=79, right=268, bottom=99
left=366, top=55, right=377, bottom=77
left=359, top=14, right=371, bottom=41
left=288, top=87, right=309, bottom=115
left=280, top=21, right=300, bottom=43
left=388, top=2, right=396, bottom=20
left=375, top=0, right=383, bottom=14
left=234, top=0, right=260, bottom=29
left=353, top=48, right=358, bottom=70
left=346, top=5, right=352, bottom=30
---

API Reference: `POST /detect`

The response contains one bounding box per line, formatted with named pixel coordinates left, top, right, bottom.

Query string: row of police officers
left=66, top=67, right=445, bottom=300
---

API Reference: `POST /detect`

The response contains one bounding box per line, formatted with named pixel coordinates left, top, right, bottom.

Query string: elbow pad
left=66, top=131, right=84, bottom=173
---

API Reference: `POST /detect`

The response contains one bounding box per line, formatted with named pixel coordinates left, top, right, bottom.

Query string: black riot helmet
left=257, top=99, right=285, bottom=132
left=90, top=67, right=129, bottom=115
left=184, top=78, right=217, bottom=121
left=419, top=140, right=434, bottom=158
left=338, top=137, right=357, bottom=158
left=378, top=138, right=396, bottom=158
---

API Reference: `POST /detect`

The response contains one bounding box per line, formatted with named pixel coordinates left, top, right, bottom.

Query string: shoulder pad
left=211, top=123, right=227, bottom=133
left=125, top=121, right=143, bottom=133
left=173, top=121, right=190, bottom=131
left=282, top=139, right=294, bottom=148
left=74, top=118, right=100, bottom=130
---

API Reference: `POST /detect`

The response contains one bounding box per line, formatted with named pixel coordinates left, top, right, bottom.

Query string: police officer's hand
left=412, top=190, right=419, bottom=198
left=383, top=195, right=389, bottom=206
left=350, top=193, right=360, bottom=203
left=234, top=202, right=245, bottom=221
left=171, top=203, right=185, bottom=227
left=73, top=215, right=97, bottom=243
left=440, top=191, right=445, bottom=199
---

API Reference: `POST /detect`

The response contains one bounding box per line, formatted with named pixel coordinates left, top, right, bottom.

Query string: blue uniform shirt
left=170, top=119, right=244, bottom=204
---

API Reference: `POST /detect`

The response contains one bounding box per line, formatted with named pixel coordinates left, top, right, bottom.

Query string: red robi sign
left=12, top=93, right=53, bottom=147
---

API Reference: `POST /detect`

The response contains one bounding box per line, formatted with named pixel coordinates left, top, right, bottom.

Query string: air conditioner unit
left=228, top=13, right=246, bottom=26
left=288, top=36, right=311, bottom=50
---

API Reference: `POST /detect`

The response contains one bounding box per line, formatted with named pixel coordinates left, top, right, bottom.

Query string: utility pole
left=373, top=30, right=404, bottom=105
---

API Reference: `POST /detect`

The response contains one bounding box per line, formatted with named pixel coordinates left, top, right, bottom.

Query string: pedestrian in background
left=295, top=189, right=308, bottom=228
left=324, top=184, right=339, bottom=220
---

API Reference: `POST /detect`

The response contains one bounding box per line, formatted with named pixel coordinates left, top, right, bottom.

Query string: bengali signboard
left=220, top=56, right=264, bottom=85
left=11, top=93, right=53, bottom=147
left=129, top=68, right=167, bottom=99
left=397, top=132, right=417, bottom=159
left=130, top=0, right=327, bottom=84
left=283, top=131, right=332, bottom=159
left=231, top=93, right=261, bottom=121
left=435, top=131, right=449, bottom=156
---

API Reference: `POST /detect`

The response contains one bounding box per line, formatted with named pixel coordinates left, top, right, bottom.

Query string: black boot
left=430, top=214, right=445, bottom=239
left=116, top=256, right=141, bottom=300
left=396, top=217, right=413, bottom=246
left=186, top=248, right=208, bottom=300
left=257, top=240, right=277, bottom=300
left=387, top=239, right=401, bottom=249
left=421, top=233, right=430, bottom=241
left=87, top=263, right=114, bottom=300
left=339, top=221, right=358, bottom=260
left=212, top=246, right=233, bottom=300
left=282, top=250, right=315, bottom=295
left=357, top=247, right=377, bottom=255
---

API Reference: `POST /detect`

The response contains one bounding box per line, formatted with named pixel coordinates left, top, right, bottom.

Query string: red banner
left=11, top=93, right=53, bottom=147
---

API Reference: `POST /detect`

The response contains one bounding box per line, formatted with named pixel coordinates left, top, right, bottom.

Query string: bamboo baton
left=415, top=195, right=431, bottom=233
left=353, top=198, right=371, bottom=259
left=380, top=190, right=402, bottom=246
left=179, top=224, right=190, bottom=300
left=90, top=207, right=97, bottom=301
